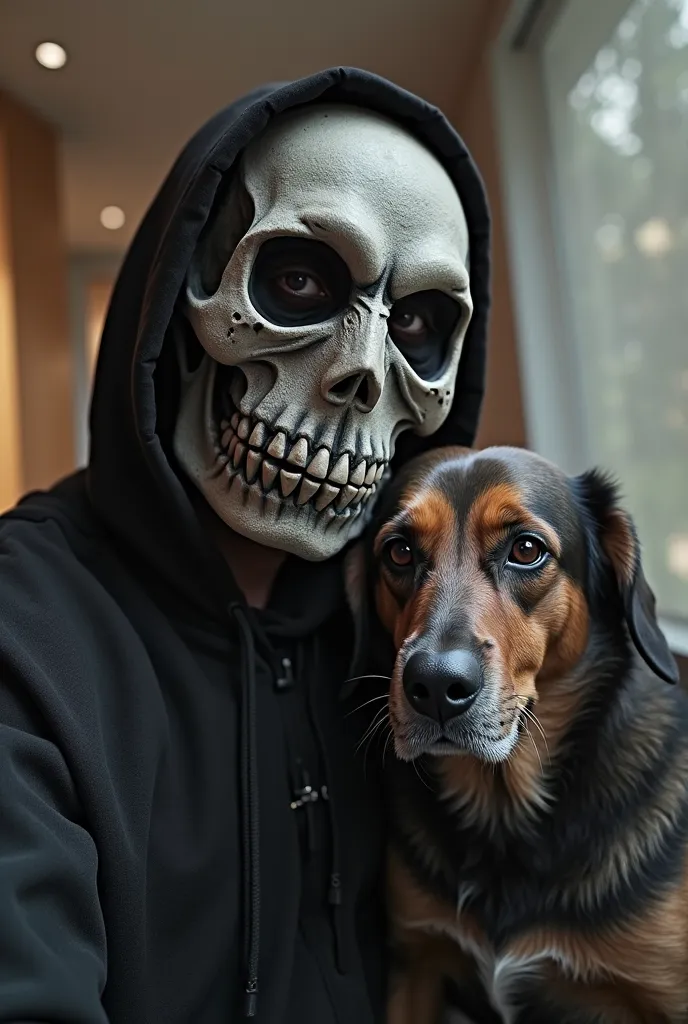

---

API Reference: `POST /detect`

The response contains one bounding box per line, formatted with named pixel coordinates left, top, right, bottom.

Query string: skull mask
left=174, top=104, right=472, bottom=561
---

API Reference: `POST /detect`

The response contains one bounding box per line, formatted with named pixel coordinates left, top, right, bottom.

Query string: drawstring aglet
left=243, top=979, right=258, bottom=1018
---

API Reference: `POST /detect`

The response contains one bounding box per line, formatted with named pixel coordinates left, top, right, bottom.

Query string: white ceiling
left=0, top=0, right=485, bottom=254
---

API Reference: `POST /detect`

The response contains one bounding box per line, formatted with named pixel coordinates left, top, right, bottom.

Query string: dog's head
left=362, top=445, right=678, bottom=763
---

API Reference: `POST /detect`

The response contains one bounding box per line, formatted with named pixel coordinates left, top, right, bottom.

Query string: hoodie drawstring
left=229, top=604, right=261, bottom=1018
left=229, top=607, right=349, bottom=1017
left=307, top=635, right=347, bottom=974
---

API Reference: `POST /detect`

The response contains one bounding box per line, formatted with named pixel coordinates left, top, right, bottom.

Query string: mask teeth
left=217, top=411, right=385, bottom=514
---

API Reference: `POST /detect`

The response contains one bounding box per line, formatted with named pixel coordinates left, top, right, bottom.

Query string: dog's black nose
left=403, top=650, right=482, bottom=725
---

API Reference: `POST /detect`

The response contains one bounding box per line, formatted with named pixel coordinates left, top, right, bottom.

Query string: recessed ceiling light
left=100, top=206, right=126, bottom=231
left=35, top=42, right=68, bottom=70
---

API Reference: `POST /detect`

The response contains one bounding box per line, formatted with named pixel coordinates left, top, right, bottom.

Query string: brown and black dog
left=351, top=445, right=686, bottom=1024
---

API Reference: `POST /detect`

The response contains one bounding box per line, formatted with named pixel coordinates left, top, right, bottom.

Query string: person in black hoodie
left=0, top=69, right=490, bottom=1023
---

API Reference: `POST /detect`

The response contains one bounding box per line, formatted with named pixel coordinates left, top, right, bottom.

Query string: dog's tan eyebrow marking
left=400, top=486, right=457, bottom=563
left=373, top=517, right=405, bottom=557
left=469, top=482, right=561, bottom=558
left=375, top=486, right=457, bottom=564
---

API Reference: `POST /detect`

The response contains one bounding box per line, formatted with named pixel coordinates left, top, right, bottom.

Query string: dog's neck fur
left=432, top=628, right=630, bottom=838
left=437, top=672, right=588, bottom=833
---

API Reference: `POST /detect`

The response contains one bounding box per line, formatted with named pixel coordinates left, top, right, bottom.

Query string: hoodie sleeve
left=0, top=717, right=108, bottom=1023
left=0, top=545, right=108, bottom=1022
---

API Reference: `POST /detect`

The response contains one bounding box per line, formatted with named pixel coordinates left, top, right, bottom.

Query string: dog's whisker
left=345, top=694, right=389, bottom=718
left=364, top=717, right=390, bottom=765
left=363, top=703, right=389, bottom=727
left=418, top=757, right=437, bottom=790
left=524, top=712, right=550, bottom=763
left=413, top=758, right=433, bottom=791
left=358, top=711, right=390, bottom=781
left=355, top=714, right=385, bottom=755
left=517, top=700, right=550, bottom=762
left=343, top=673, right=392, bottom=685
left=355, top=707, right=389, bottom=754
left=522, top=722, right=544, bottom=775
left=364, top=718, right=390, bottom=779
left=367, top=714, right=390, bottom=747
left=358, top=720, right=389, bottom=761
left=382, top=725, right=394, bottom=767
left=519, top=711, right=548, bottom=773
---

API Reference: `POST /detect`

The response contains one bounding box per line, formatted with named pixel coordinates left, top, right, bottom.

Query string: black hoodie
left=0, top=69, right=489, bottom=1023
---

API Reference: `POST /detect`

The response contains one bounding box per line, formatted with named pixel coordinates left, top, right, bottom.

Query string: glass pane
left=542, top=0, right=688, bottom=621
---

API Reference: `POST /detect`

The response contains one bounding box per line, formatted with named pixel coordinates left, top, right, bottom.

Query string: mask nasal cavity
left=325, top=372, right=380, bottom=412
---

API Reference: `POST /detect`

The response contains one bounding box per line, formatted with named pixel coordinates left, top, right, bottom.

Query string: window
left=495, top=0, right=688, bottom=649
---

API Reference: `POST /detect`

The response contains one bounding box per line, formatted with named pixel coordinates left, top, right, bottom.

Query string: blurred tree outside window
left=542, top=0, right=688, bottom=622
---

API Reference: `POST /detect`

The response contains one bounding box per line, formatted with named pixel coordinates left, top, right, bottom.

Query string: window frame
left=492, top=0, right=688, bottom=654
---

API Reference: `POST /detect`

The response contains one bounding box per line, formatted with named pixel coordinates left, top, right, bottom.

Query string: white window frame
left=492, top=0, right=688, bottom=655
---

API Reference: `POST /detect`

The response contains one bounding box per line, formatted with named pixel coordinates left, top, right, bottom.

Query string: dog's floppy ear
left=575, top=469, right=679, bottom=684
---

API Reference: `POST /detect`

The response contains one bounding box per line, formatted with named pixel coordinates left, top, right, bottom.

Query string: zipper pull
left=290, top=765, right=320, bottom=810
left=274, top=656, right=294, bottom=692
left=291, top=763, right=319, bottom=854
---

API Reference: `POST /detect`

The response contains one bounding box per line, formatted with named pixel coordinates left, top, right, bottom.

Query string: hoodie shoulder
left=0, top=475, right=169, bottom=774
left=0, top=475, right=138, bottom=715
left=0, top=473, right=108, bottom=618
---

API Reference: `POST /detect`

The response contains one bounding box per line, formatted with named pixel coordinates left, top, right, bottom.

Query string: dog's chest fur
left=439, top=913, right=574, bottom=1024
left=386, top=686, right=688, bottom=1022
left=440, top=866, right=603, bottom=1022
left=391, top=834, right=594, bottom=1023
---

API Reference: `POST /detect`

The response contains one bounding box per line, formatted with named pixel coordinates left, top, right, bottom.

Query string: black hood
left=87, top=67, right=490, bottom=616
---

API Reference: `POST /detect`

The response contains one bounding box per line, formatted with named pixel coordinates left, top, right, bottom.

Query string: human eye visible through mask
left=388, top=289, right=463, bottom=380
left=249, top=236, right=351, bottom=326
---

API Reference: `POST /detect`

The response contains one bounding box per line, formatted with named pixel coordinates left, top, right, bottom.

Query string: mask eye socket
left=250, top=237, right=351, bottom=327
left=382, top=537, right=415, bottom=572
left=388, top=290, right=463, bottom=380
left=506, top=535, right=549, bottom=570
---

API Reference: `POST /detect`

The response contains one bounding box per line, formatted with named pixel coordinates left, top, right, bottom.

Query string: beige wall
left=0, top=90, right=73, bottom=507
left=0, top=132, right=23, bottom=512
left=450, top=0, right=527, bottom=451
left=85, top=278, right=112, bottom=386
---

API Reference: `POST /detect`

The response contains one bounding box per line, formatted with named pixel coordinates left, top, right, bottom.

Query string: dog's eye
left=507, top=535, right=548, bottom=569
left=384, top=538, right=414, bottom=570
